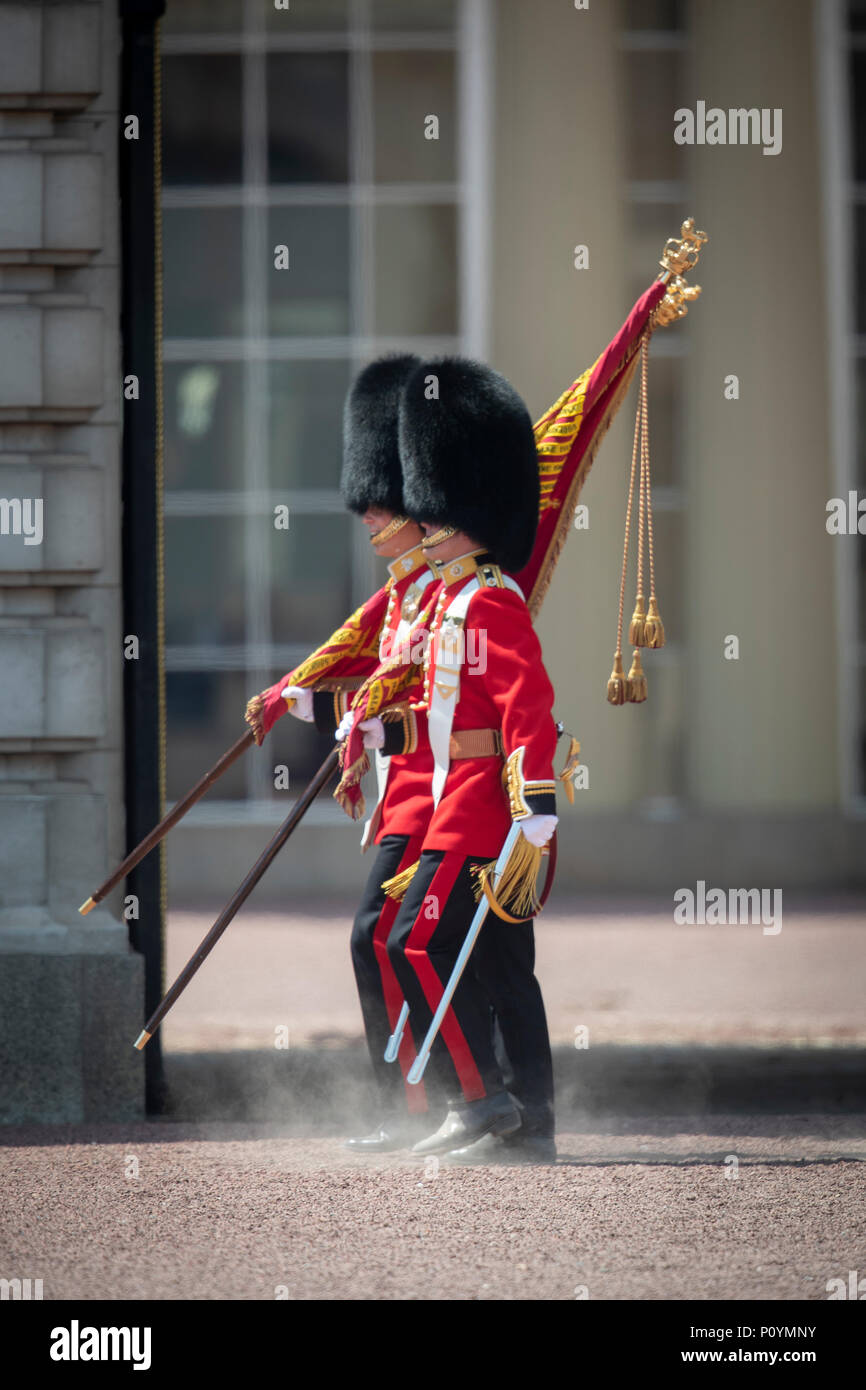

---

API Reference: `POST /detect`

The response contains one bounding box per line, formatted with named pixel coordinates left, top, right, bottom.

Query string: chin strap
left=421, top=523, right=458, bottom=549
left=371, top=514, right=411, bottom=546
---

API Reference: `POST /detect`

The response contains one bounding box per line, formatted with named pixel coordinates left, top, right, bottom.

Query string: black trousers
left=477, top=915, right=555, bottom=1139
left=386, top=848, right=555, bottom=1135
left=349, top=834, right=431, bottom=1117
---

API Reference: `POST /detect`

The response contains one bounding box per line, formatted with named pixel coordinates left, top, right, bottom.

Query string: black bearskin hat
left=340, top=353, right=421, bottom=515
left=398, top=356, right=539, bottom=572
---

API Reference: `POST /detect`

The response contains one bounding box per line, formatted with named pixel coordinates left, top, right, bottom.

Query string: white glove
left=282, top=685, right=314, bottom=722
left=335, top=712, right=384, bottom=749
left=359, top=717, right=385, bottom=750
left=520, top=814, right=558, bottom=847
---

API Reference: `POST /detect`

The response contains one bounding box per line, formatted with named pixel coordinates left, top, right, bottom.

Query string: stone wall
left=0, top=2, right=142, bottom=1122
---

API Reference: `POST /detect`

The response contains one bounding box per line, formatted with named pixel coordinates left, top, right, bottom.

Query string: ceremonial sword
left=384, top=823, right=527, bottom=1084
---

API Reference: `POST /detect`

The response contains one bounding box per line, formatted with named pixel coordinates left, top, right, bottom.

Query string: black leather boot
left=344, top=1113, right=433, bottom=1153
left=411, top=1090, right=521, bottom=1156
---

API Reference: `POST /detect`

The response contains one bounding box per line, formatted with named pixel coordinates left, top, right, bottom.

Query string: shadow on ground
left=159, top=1042, right=866, bottom=1128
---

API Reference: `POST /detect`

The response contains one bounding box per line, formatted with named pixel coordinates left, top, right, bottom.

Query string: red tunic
left=373, top=586, right=440, bottom=843
left=419, top=579, right=558, bottom=857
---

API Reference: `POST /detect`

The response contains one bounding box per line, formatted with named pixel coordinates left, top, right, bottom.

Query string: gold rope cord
left=639, top=335, right=665, bottom=648
left=606, top=367, right=644, bottom=705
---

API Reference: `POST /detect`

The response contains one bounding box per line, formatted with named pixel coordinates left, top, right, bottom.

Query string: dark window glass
left=624, top=51, right=687, bottom=182
left=623, top=0, right=685, bottom=29
left=163, top=0, right=244, bottom=34
left=373, top=52, right=456, bottom=182
left=374, top=204, right=457, bottom=334
left=371, top=0, right=457, bottom=30
left=262, top=701, right=343, bottom=790
left=856, top=205, right=866, bottom=334
left=856, top=360, right=866, bottom=491
left=850, top=0, right=866, bottom=32
left=267, top=206, right=351, bottom=336
left=165, top=362, right=246, bottom=491
left=164, top=516, right=246, bottom=647
left=267, top=54, right=350, bottom=184
left=269, top=513, right=355, bottom=649
left=265, top=0, right=348, bottom=30
left=163, top=56, right=242, bottom=185
left=163, top=208, right=244, bottom=338
left=166, top=671, right=250, bottom=801
left=268, top=360, right=352, bottom=491
left=850, top=52, right=866, bottom=183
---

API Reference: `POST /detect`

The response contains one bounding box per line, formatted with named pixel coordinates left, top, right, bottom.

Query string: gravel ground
left=161, top=902, right=866, bottom=1052
left=2, top=1116, right=864, bottom=1301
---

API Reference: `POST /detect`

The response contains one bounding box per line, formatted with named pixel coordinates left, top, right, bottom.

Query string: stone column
left=0, top=1, right=143, bottom=1122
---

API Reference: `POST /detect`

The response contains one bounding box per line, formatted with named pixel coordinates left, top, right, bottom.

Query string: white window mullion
left=458, top=0, right=492, bottom=358
left=348, top=0, right=380, bottom=604
left=242, top=3, right=273, bottom=805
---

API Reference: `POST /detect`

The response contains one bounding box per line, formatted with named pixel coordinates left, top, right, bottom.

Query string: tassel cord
left=639, top=335, right=658, bottom=607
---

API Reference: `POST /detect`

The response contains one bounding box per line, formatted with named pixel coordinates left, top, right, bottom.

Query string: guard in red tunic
left=244, top=356, right=442, bottom=1141
left=385, top=356, right=559, bottom=1160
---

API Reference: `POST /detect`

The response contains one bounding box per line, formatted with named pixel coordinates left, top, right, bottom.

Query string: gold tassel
left=628, top=594, right=647, bottom=647
left=381, top=859, right=420, bottom=902
left=626, top=649, right=647, bottom=703
left=558, top=735, right=581, bottom=805
left=244, top=693, right=265, bottom=745
left=470, top=834, right=544, bottom=920
left=643, top=595, right=665, bottom=648
left=333, top=749, right=369, bottom=821
left=607, top=652, right=626, bottom=705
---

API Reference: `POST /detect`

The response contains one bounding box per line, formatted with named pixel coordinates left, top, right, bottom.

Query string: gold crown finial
left=653, top=217, right=707, bottom=326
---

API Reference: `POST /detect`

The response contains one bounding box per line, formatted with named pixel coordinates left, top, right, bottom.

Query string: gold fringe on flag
left=333, top=748, right=369, bottom=820
left=381, top=859, right=420, bottom=902
left=244, top=693, right=265, bottom=745
left=471, top=835, right=544, bottom=923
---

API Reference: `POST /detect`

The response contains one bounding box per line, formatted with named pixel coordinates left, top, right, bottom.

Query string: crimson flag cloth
left=334, top=278, right=667, bottom=817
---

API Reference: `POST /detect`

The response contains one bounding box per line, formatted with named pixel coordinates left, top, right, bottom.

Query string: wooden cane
left=133, top=745, right=340, bottom=1050
left=79, top=729, right=256, bottom=915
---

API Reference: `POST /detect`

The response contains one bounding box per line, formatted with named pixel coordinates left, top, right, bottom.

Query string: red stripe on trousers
left=404, top=853, right=486, bottom=1102
left=372, top=834, right=428, bottom=1114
